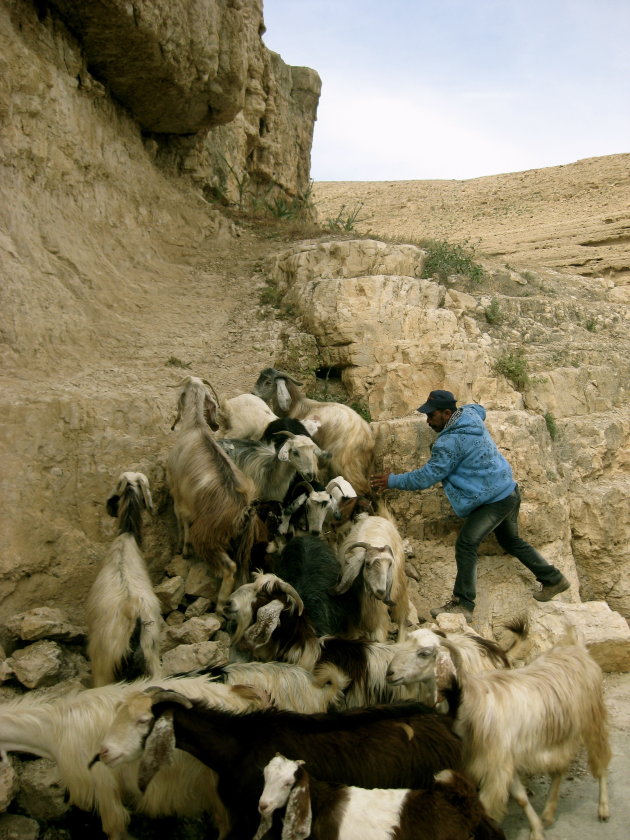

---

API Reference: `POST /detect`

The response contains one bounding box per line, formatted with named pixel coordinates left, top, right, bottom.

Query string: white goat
left=0, top=675, right=267, bottom=840
left=86, top=471, right=162, bottom=687
left=331, top=507, right=409, bottom=641
left=166, top=375, right=258, bottom=612
left=255, top=756, right=504, bottom=840
left=215, top=660, right=349, bottom=713
left=218, top=433, right=325, bottom=502
left=253, top=367, right=375, bottom=494
left=386, top=632, right=611, bottom=840
left=216, top=392, right=278, bottom=440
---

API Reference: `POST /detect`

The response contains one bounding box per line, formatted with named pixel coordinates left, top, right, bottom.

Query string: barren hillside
left=313, top=153, right=630, bottom=288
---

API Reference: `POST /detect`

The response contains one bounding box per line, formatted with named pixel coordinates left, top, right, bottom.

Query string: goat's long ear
left=329, top=549, right=364, bottom=594
left=276, top=379, right=292, bottom=413
left=277, top=440, right=292, bottom=462
left=384, top=552, right=396, bottom=606
left=137, top=708, right=175, bottom=793
left=282, top=767, right=312, bottom=840
left=137, top=474, right=155, bottom=515
left=244, top=599, right=284, bottom=648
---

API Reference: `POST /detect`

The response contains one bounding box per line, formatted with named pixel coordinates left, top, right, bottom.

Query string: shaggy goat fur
left=332, top=505, right=409, bottom=642
left=0, top=675, right=266, bottom=840
left=388, top=630, right=612, bottom=840
left=86, top=471, right=162, bottom=687
left=167, top=376, right=258, bottom=612
left=216, top=392, right=278, bottom=440
left=218, top=433, right=324, bottom=502
left=253, top=368, right=375, bottom=494
left=109, top=694, right=463, bottom=840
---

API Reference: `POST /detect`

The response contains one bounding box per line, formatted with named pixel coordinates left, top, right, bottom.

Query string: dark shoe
left=533, top=574, right=570, bottom=602
left=430, top=598, right=473, bottom=622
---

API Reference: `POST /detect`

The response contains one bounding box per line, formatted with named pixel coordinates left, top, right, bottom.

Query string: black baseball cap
left=417, top=389, right=457, bottom=414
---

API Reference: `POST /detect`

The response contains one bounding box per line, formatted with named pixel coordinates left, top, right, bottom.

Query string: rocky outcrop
left=47, top=0, right=265, bottom=134
left=264, top=239, right=630, bottom=633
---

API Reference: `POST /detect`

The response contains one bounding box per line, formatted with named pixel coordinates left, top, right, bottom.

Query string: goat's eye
left=417, top=649, right=432, bottom=658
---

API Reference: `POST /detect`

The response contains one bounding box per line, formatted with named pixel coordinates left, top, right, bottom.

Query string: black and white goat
left=99, top=689, right=464, bottom=840
left=255, top=754, right=506, bottom=840
left=385, top=630, right=611, bottom=840
left=166, top=375, right=258, bottom=613
left=218, top=433, right=326, bottom=502
left=331, top=506, right=409, bottom=642
left=253, top=368, right=375, bottom=494
left=86, top=471, right=162, bottom=687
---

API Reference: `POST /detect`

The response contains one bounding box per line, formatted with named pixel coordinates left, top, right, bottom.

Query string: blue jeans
left=453, top=485, right=564, bottom=611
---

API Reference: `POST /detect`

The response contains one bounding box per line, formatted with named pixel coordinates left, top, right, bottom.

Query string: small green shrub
left=544, top=411, right=558, bottom=440
left=585, top=318, right=597, bottom=332
left=420, top=239, right=485, bottom=285
left=493, top=348, right=530, bottom=390
left=350, top=399, right=372, bottom=423
left=326, top=203, right=366, bottom=232
left=484, top=297, right=503, bottom=324
left=165, top=356, right=192, bottom=369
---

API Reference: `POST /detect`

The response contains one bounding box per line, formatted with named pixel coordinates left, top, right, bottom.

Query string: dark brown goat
left=108, top=692, right=464, bottom=840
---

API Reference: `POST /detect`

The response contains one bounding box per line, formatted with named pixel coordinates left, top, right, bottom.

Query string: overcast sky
left=262, top=0, right=630, bottom=181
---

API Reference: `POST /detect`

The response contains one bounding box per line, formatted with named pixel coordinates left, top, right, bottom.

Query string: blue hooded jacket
left=387, top=404, right=516, bottom=517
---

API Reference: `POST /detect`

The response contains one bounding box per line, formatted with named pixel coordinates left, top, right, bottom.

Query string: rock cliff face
left=1, top=0, right=628, bottom=661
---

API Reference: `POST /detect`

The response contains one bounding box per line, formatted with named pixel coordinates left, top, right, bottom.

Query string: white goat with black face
left=86, top=471, right=162, bottom=687
left=331, top=507, right=409, bottom=642
left=252, top=367, right=375, bottom=494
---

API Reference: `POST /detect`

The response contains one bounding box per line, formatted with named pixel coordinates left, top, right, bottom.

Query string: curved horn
left=201, top=378, right=221, bottom=404
left=274, top=370, right=303, bottom=386
left=329, top=550, right=365, bottom=595
left=143, top=687, right=193, bottom=708
left=290, top=480, right=315, bottom=495
left=274, top=580, right=305, bottom=614
left=343, top=541, right=373, bottom=557
left=137, top=474, right=155, bottom=515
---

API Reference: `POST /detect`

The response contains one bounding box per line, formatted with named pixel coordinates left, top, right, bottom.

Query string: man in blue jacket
left=370, top=389, right=569, bottom=622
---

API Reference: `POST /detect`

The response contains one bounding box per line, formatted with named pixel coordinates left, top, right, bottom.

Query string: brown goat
left=166, top=376, right=258, bottom=613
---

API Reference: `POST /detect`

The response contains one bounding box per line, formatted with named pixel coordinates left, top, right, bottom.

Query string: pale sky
left=262, top=0, right=630, bottom=181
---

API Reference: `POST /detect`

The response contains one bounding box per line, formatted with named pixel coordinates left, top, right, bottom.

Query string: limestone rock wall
left=266, top=239, right=630, bottom=630
left=0, top=0, right=316, bottom=619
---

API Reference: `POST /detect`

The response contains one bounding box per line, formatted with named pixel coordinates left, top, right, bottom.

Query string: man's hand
left=369, top=473, right=390, bottom=493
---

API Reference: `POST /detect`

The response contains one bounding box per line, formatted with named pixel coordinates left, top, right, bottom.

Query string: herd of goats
left=0, top=369, right=612, bottom=840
